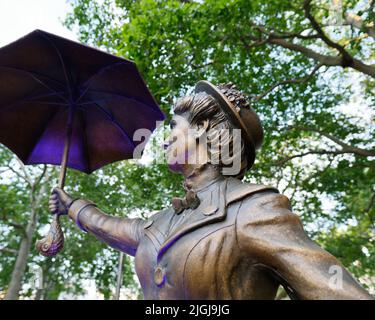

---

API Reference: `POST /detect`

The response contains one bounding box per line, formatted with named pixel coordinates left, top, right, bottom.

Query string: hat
left=195, top=80, right=263, bottom=169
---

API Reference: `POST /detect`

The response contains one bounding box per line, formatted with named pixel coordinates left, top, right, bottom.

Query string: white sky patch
left=0, top=0, right=77, bottom=47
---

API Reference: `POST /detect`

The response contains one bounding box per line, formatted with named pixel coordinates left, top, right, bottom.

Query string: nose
left=163, top=141, right=169, bottom=150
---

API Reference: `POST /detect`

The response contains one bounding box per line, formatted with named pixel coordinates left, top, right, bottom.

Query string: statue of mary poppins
left=49, top=80, right=373, bottom=300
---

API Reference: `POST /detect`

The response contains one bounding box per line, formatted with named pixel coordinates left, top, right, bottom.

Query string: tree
left=0, top=141, right=182, bottom=299
left=63, top=0, right=375, bottom=294
left=1, top=0, right=373, bottom=300
left=0, top=145, right=56, bottom=299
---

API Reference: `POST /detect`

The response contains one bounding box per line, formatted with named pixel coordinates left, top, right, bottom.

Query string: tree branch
left=250, top=22, right=320, bottom=40
left=289, top=125, right=375, bottom=157
left=274, top=149, right=352, bottom=166
left=365, top=192, right=375, bottom=214
left=7, top=221, right=25, bottom=231
left=0, top=247, right=18, bottom=255
left=267, top=37, right=375, bottom=77
left=5, top=165, right=28, bottom=183
left=0, top=211, right=27, bottom=236
left=1, top=221, right=26, bottom=238
left=15, top=158, right=33, bottom=187
left=33, top=165, right=47, bottom=188
left=244, top=10, right=375, bottom=77
left=345, top=12, right=375, bottom=40
left=191, top=60, right=215, bottom=69
left=252, top=63, right=324, bottom=102
left=303, top=0, right=353, bottom=67
left=364, top=191, right=375, bottom=224
left=271, top=30, right=320, bottom=40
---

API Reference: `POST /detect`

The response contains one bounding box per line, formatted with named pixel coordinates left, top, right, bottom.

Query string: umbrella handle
left=35, top=143, right=70, bottom=257
left=35, top=171, right=67, bottom=256
left=35, top=214, right=64, bottom=257
left=35, top=107, right=74, bottom=256
left=35, top=166, right=68, bottom=257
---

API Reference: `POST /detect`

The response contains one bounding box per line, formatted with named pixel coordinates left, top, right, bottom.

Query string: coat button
left=154, top=266, right=166, bottom=286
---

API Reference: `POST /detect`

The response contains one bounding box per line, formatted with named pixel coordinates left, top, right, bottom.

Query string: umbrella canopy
left=0, top=29, right=166, bottom=257
left=0, top=29, right=165, bottom=174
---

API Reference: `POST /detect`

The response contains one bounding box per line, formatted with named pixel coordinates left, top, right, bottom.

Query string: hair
left=173, top=92, right=249, bottom=179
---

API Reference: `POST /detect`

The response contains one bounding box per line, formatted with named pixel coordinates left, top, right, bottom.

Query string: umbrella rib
left=0, top=66, right=65, bottom=87
left=91, top=102, right=136, bottom=148
left=0, top=66, right=68, bottom=103
left=30, top=101, right=70, bottom=106
left=76, top=61, right=129, bottom=103
left=27, top=91, right=66, bottom=101
left=80, top=89, right=163, bottom=116
left=0, top=92, right=67, bottom=113
left=79, top=108, right=91, bottom=173
left=39, top=32, right=73, bottom=100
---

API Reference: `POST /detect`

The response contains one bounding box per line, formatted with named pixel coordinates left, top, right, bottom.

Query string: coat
left=69, top=177, right=373, bottom=300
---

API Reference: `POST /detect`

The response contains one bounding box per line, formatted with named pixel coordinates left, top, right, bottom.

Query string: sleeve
left=236, top=191, right=374, bottom=300
left=68, top=199, right=146, bottom=256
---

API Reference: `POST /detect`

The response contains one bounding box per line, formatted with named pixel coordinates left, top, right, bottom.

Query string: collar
left=156, top=177, right=279, bottom=262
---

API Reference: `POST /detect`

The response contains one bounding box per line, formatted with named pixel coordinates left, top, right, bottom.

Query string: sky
left=0, top=0, right=77, bottom=47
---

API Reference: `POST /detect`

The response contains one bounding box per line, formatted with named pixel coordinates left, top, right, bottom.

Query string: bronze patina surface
left=49, top=81, right=374, bottom=300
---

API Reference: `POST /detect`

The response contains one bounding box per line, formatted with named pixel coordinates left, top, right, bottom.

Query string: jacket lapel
left=157, top=179, right=227, bottom=262
left=157, top=177, right=278, bottom=262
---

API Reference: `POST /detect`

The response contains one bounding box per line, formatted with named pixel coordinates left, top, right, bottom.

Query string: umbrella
left=0, top=29, right=165, bottom=256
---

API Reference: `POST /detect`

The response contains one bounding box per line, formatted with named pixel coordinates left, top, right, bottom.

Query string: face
left=165, top=114, right=204, bottom=173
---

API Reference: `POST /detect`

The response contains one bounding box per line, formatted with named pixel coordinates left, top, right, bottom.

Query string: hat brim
left=195, top=80, right=256, bottom=169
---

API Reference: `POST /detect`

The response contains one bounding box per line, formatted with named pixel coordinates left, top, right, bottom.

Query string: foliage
left=0, top=0, right=373, bottom=299
left=63, top=0, right=375, bottom=293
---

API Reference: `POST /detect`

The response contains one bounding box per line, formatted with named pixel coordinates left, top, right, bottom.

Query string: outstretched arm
left=236, top=191, right=374, bottom=300
left=50, top=188, right=146, bottom=256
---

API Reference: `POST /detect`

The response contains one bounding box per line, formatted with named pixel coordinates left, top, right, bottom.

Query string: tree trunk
left=114, top=252, right=124, bottom=300
left=4, top=207, right=38, bottom=300
left=4, top=173, right=48, bottom=300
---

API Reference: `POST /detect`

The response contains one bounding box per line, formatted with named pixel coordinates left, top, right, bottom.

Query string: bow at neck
left=172, top=175, right=224, bottom=214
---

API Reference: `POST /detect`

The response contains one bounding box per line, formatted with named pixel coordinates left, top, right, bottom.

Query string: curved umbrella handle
left=35, top=214, right=64, bottom=257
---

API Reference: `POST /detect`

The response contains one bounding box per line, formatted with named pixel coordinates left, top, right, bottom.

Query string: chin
left=166, top=148, right=186, bottom=173
left=167, top=160, right=183, bottom=173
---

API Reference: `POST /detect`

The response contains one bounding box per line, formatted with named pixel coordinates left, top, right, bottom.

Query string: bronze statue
left=49, top=81, right=374, bottom=300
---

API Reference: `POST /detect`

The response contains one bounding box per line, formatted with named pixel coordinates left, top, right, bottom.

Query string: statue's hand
left=49, top=187, right=74, bottom=216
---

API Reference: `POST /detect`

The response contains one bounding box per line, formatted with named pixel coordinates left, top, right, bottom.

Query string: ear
left=192, top=119, right=209, bottom=139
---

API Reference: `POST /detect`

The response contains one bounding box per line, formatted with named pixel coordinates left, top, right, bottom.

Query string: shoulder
left=226, top=177, right=301, bottom=228
left=232, top=183, right=303, bottom=242
left=225, top=177, right=280, bottom=206
left=231, top=182, right=306, bottom=255
left=225, top=177, right=298, bottom=225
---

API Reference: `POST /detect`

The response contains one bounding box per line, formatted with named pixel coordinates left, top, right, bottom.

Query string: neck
left=183, top=164, right=223, bottom=191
